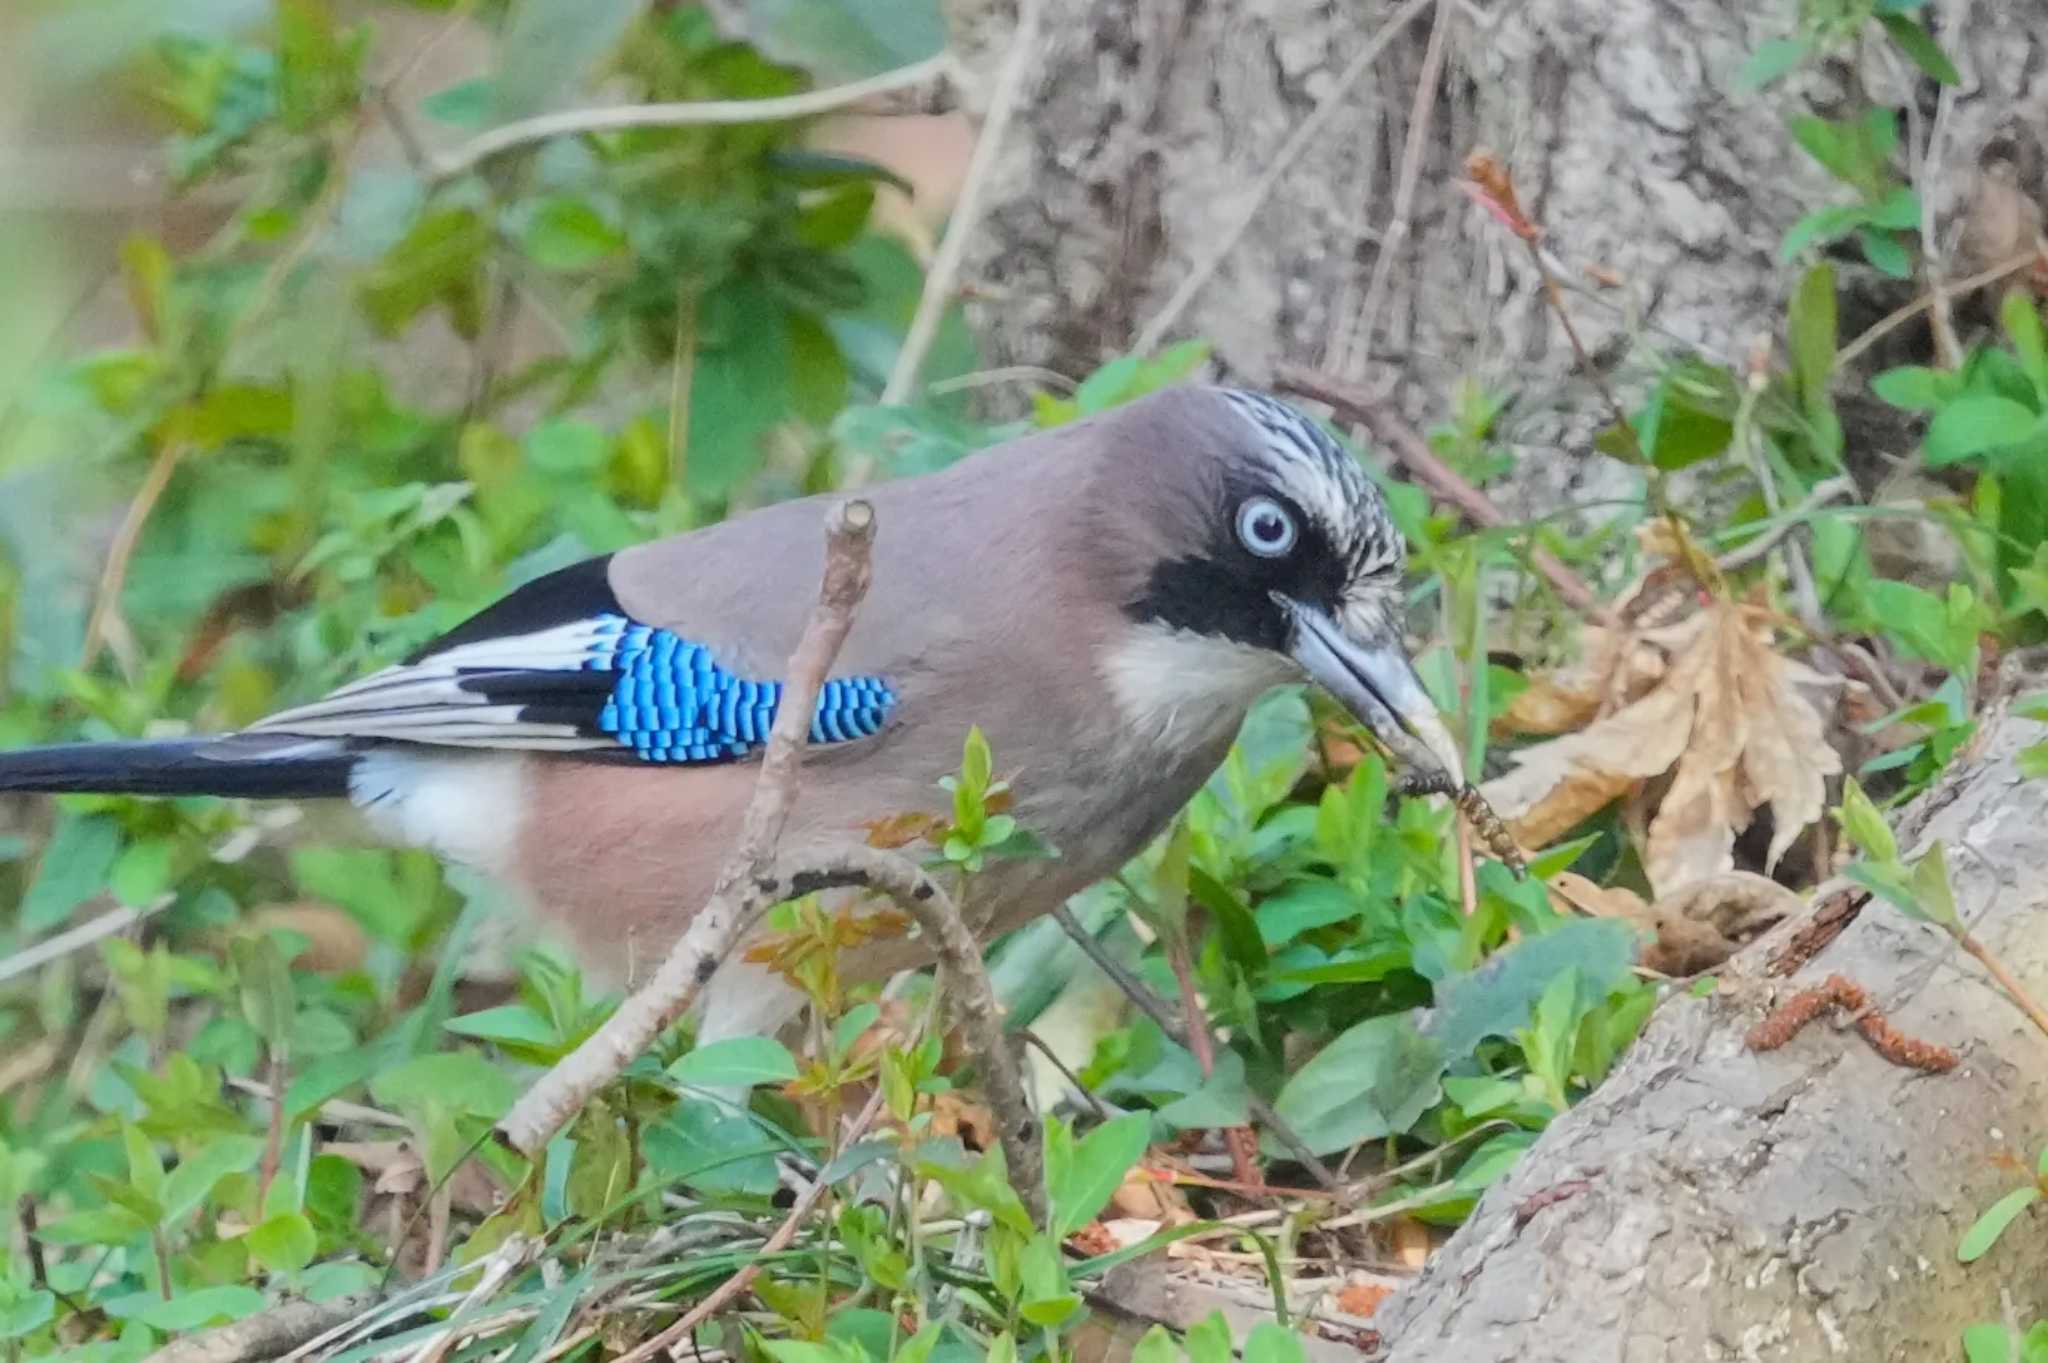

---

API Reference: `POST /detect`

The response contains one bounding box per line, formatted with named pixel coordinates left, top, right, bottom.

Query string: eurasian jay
left=0, top=385, right=1461, bottom=1044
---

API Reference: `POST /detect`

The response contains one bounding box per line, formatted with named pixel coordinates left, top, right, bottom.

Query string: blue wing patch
left=252, top=609, right=896, bottom=763
left=586, top=616, right=894, bottom=761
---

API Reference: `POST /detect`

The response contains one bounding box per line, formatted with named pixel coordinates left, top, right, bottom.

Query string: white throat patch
left=1102, top=624, right=1299, bottom=748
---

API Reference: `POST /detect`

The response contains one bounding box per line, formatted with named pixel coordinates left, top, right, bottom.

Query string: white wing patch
left=250, top=619, right=615, bottom=750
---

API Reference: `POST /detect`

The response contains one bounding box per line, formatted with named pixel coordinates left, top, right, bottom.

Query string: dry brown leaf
left=1389, top=1217, right=1432, bottom=1269
left=1555, top=865, right=1804, bottom=975
left=1484, top=599, right=1839, bottom=894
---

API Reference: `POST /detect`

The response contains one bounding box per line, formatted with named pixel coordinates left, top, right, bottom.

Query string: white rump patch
left=349, top=749, right=527, bottom=874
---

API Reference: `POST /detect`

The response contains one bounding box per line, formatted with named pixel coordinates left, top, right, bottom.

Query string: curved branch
left=429, top=56, right=951, bottom=184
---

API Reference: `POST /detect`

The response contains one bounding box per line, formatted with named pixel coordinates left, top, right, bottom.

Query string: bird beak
left=1283, top=600, right=1465, bottom=784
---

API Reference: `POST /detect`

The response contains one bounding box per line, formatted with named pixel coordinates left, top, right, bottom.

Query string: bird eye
left=1235, top=496, right=1298, bottom=558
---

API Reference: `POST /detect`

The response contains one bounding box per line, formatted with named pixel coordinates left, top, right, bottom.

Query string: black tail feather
left=0, top=738, right=355, bottom=799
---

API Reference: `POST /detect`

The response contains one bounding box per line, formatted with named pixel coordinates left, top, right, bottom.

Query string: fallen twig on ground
left=496, top=498, right=877, bottom=1159
left=139, top=1293, right=379, bottom=1363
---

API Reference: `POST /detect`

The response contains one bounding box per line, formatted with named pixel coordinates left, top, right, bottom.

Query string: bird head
left=1096, top=385, right=1464, bottom=786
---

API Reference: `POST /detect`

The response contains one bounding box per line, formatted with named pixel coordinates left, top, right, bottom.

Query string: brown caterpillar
left=1399, top=770, right=1526, bottom=878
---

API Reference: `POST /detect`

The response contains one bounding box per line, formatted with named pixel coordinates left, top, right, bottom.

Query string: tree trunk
left=1367, top=698, right=2048, bottom=1359
left=949, top=0, right=2044, bottom=506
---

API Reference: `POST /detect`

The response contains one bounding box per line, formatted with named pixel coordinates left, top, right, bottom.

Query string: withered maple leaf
left=1483, top=598, right=1840, bottom=893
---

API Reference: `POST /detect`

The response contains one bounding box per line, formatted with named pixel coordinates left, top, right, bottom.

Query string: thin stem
left=1049, top=903, right=1339, bottom=1188
left=880, top=0, right=1043, bottom=407
left=431, top=55, right=951, bottom=184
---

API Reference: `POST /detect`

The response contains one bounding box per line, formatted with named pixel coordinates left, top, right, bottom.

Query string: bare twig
left=1134, top=0, right=1439, bottom=355
left=1049, top=902, right=1339, bottom=1188
left=82, top=441, right=187, bottom=675
left=612, top=1086, right=888, bottom=1363
left=430, top=55, right=951, bottom=184
left=495, top=499, right=878, bottom=1158
left=1836, top=248, right=2045, bottom=369
left=879, top=0, right=1043, bottom=406
left=1956, top=928, right=2048, bottom=1044
left=138, top=1294, right=381, bottom=1363
left=1711, top=477, right=1856, bottom=574
left=0, top=895, right=172, bottom=986
left=1347, top=0, right=1453, bottom=369
left=768, top=845, right=1046, bottom=1225
left=1272, top=363, right=1616, bottom=625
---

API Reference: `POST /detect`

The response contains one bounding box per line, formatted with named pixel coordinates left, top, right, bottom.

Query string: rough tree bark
left=937, top=0, right=2048, bottom=1354
left=1367, top=699, right=2048, bottom=1360
left=946, top=0, right=2045, bottom=506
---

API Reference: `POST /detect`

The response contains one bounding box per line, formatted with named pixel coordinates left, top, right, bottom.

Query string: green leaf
left=1047, top=1112, right=1151, bottom=1236
left=1868, top=186, right=1923, bottom=229
left=1187, top=867, right=1266, bottom=973
left=1154, top=1049, right=1250, bottom=1130
left=502, top=1265, right=593, bottom=1363
left=232, top=935, right=296, bottom=1050
left=1427, top=919, right=1638, bottom=1059
left=445, top=1003, right=557, bottom=1049
left=1185, top=1311, right=1234, bottom=1363
left=124, top=1123, right=165, bottom=1209
left=1734, top=37, right=1809, bottom=92
left=1925, top=396, right=2041, bottom=466
left=522, top=197, right=625, bottom=270
left=688, top=278, right=794, bottom=496
left=1269, top=1013, right=1446, bottom=1155
left=34, top=1205, right=149, bottom=1246
left=1835, top=777, right=1898, bottom=864
left=1245, top=1322, right=1308, bottom=1363
left=2003, top=292, right=2048, bottom=395
left=670, top=1036, right=800, bottom=1089
left=0, top=1290, right=55, bottom=1340
left=1781, top=203, right=1870, bottom=260
left=526, top=419, right=610, bottom=477
left=359, top=207, right=490, bottom=338
left=1254, top=876, right=1360, bottom=947
left=137, top=1285, right=268, bottom=1332
left=1870, top=365, right=1944, bottom=411
left=1908, top=841, right=1962, bottom=929
left=1789, top=263, right=1836, bottom=411
left=1878, top=13, right=1960, bottom=84
left=371, top=1051, right=518, bottom=1119
left=1130, top=1325, right=1179, bottom=1363
left=420, top=77, right=495, bottom=127
left=1858, top=227, right=1912, bottom=279
left=162, top=1133, right=264, bottom=1224
left=1963, top=1323, right=2013, bottom=1363
left=1958, top=1186, right=2039, bottom=1263
left=246, top=1210, right=318, bottom=1272
left=21, top=813, right=121, bottom=934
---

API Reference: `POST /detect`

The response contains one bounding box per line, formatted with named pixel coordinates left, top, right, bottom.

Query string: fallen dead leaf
left=1551, top=870, right=1802, bottom=975
left=1098, top=1216, right=1165, bottom=1250
left=1111, top=1167, right=1195, bottom=1223
left=1389, top=1217, right=1431, bottom=1269
left=1484, top=596, right=1840, bottom=894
